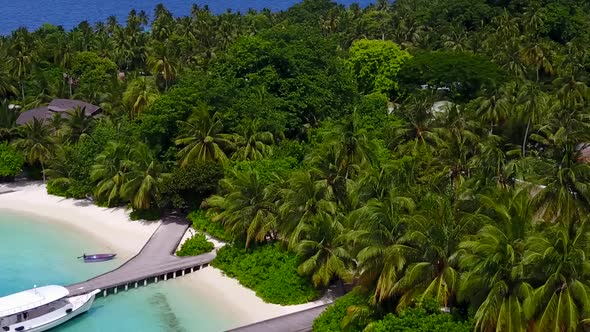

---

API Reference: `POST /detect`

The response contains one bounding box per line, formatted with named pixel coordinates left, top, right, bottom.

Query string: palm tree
left=7, top=28, right=37, bottom=101
left=520, top=41, right=555, bottom=83
left=474, top=90, right=510, bottom=135
left=553, top=76, right=588, bottom=111
left=353, top=192, right=416, bottom=304
left=45, top=145, right=74, bottom=187
left=0, top=104, right=19, bottom=140
left=120, top=144, right=167, bottom=210
left=523, top=223, right=590, bottom=331
left=65, top=106, right=94, bottom=143
left=297, top=213, right=353, bottom=288
left=175, top=106, right=234, bottom=166
left=232, top=119, right=274, bottom=161
left=518, top=82, right=546, bottom=157
left=152, top=4, right=175, bottom=42
left=90, top=141, right=130, bottom=206
left=306, top=144, right=355, bottom=206
left=529, top=124, right=590, bottom=227
left=389, top=91, right=437, bottom=153
left=470, top=132, right=525, bottom=190
left=279, top=170, right=337, bottom=248
left=206, top=169, right=277, bottom=247
left=13, top=118, right=54, bottom=182
left=459, top=188, right=535, bottom=332
left=148, top=42, right=178, bottom=90
left=432, top=123, right=479, bottom=191
left=122, top=76, right=159, bottom=118
left=325, top=110, right=377, bottom=173
left=0, top=54, right=17, bottom=98
left=394, top=194, right=481, bottom=309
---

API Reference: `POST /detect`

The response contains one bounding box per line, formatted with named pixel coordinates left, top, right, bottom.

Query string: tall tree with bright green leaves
left=347, top=39, right=411, bottom=98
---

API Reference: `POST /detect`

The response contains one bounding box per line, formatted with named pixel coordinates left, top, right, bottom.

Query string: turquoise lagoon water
left=0, top=210, right=235, bottom=332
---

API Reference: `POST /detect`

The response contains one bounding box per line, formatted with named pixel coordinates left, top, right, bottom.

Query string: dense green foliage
left=398, top=51, right=503, bottom=101
left=212, top=244, right=319, bottom=305
left=187, top=210, right=229, bottom=241
left=161, top=161, right=224, bottom=210
left=347, top=39, right=411, bottom=98
left=0, top=142, right=24, bottom=180
left=176, top=232, right=214, bottom=257
left=371, top=306, right=473, bottom=332
left=3, top=0, right=590, bottom=330
left=312, top=291, right=367, bottom=332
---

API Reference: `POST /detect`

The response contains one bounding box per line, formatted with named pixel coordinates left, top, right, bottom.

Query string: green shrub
left=313, top=290, right=367, bottom=332
left=188, top=210, right=229, bottom=241
left=160, top=161, right=224, bottom=210
left=231, top=157, right=299, bottom=186
left=0, top=143, right=24, bottom=181
left=176, top=232, right=214, bottom=256
left=370, top=300, right=473, bottom=332
left=130, top=208, right=161, bottom=221
left=66, top=181, right=93, bottom=199
left=212, top=243, right=320, bottom=305
left=46, top=179, right=93, bottom=199
left=47, top=179, right=69, bottom=197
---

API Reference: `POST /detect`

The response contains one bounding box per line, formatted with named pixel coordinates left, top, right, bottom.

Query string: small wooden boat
left=80, top=254, right=116, bottom=263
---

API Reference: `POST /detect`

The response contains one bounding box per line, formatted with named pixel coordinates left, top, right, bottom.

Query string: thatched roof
left=15, top=107, right=51, bottom=125
left=49, top=99, right=101, bottom=116
left=16, top=99, right=102, bottom=125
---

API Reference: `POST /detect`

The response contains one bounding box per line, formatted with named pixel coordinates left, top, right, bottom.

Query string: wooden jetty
left=66, top=215, right=214, bottom=297
left=225, top=304, right=330, bottom=332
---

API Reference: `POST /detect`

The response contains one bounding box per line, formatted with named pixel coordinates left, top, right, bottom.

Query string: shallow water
left=0, top=210, right=235, bottom=332
left=0, top=0, right=374, bottom=35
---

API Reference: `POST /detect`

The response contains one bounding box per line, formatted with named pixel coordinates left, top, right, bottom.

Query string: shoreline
left=0, top=183, right=157, bottom=257
left=0, top=182, right=332, bottom=328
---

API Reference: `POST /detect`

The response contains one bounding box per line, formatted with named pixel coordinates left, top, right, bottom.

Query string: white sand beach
left=0, top=183, right=158, bottom=258
left=178, top=268, right=331, bottom=328
left=0, top=182, right=331, bottom=328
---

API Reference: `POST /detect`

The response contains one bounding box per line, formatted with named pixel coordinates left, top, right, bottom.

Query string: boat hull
left=11, top=290, right=99, bottom=332
left=83, top=254, right=116, bottom=263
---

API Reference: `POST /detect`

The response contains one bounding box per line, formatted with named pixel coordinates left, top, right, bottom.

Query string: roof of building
left=16, top=99, right=102, bottom=125
left=49, top=99, right=101, bottom=116
left=15, top=107, right=51, bottom=125
left=0, top=285, right=69, bottom=317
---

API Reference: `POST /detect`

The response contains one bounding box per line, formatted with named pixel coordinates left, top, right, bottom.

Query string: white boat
left=0, top=285, right=100, bottom=332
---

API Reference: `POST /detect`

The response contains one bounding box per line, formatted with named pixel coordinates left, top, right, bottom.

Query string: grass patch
left=212, top=243, right=320, bottom=305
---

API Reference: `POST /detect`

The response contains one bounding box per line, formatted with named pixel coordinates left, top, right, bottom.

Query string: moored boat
left=81, top=254, right=116, bottom=263
left=0, top=285, right=100, bottom=332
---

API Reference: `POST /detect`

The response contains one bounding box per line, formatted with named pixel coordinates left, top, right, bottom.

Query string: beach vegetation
left=187, top=210, right=229, bottom=241
left=369, top=299, right=473, bottom=332
left=0, top=142, right=24, bottom=180
left=312, top=290, right=368, bottom=332
left=212, top=243, right=320, bottom=305
left=160, top=161, right=224, bottom=211
left=176, top=232, right=214, bottom=257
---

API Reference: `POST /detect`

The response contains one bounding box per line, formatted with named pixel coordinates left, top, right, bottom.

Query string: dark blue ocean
left=0, top=0, right=374, bottom=35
